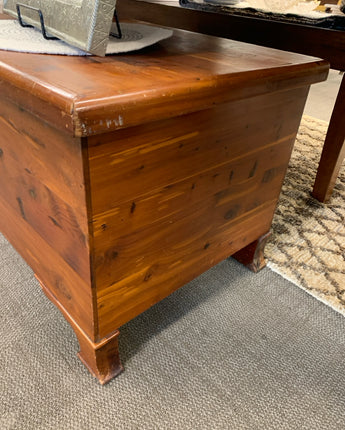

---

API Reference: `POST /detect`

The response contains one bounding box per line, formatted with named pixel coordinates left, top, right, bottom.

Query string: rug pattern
left=266, top=115, right=345, bottom=315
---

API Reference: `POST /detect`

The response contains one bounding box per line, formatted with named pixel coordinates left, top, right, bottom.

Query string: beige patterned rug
left=266, top=115, right=345, bottom=316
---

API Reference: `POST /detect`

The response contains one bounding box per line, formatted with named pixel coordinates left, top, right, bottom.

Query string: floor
left=304, top=68, right=342, bottom=121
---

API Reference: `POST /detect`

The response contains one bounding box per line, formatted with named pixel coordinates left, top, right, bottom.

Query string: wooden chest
left=0, top=25, right=328, bottom=383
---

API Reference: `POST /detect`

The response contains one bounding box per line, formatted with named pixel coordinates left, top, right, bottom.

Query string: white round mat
left=0, top=20, right=173, bottom=55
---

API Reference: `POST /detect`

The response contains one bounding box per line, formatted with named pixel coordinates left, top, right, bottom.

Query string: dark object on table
left=180, top=0, right=345, bottom=30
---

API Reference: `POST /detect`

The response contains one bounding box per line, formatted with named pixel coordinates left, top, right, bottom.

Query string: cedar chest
left=0, top=25, right=328, bottom=383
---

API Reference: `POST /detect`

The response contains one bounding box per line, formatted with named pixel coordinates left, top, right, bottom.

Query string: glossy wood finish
left=90, top=87, right=311, bottom=336
left=0, top=97, right=95, bottom=339
left=118, top=0, right=345, bottom=201
left=0, top=21, right=328, bottom=382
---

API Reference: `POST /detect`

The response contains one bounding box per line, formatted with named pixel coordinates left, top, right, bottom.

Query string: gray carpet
left=1, top=232, right=345, bottom=430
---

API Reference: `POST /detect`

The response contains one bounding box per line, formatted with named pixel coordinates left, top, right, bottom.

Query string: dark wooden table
left=118, top=0, right=345, bottom=202
left=0, top=16, right=327, bottom=383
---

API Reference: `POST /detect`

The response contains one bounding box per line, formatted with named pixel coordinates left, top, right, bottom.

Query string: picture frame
left=3, top=0, right=117, bottom=56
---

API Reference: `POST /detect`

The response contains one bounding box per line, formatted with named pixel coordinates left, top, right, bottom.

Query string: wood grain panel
left=92, top=137, right=294, bottom=288
left=0, top=152, right=90, bottom=280
left=0, top=99, right=91, bottom=281
left=0, top=196, right=95, bottom=339
left=91, top=141, right=291, bottom=245
left=90, top=88, right=307, bottom=336
left=96, top=202, right=275, bottom=335
left=88, top=88, right=307, bottom=214
left=0, top=96, right=96, bottom=338
left=0, top=99, right=87, bottom=214
left=93, top=173, right=286, bottom=290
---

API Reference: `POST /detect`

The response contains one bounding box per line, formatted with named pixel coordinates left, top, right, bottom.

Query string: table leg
left=232, top=231, right=271, bottom=273
left=312, top=73, right=345, bottom=203
left=37, top=276, right=124, bottom=385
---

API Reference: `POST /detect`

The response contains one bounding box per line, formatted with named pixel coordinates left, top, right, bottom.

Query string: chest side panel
left=0, top=97, right=95, bottom=338
left=88, top=87, right=308, bottom=337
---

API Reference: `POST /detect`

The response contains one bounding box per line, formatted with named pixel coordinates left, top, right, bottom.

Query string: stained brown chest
left=0, top=24, right=328, bottom=383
